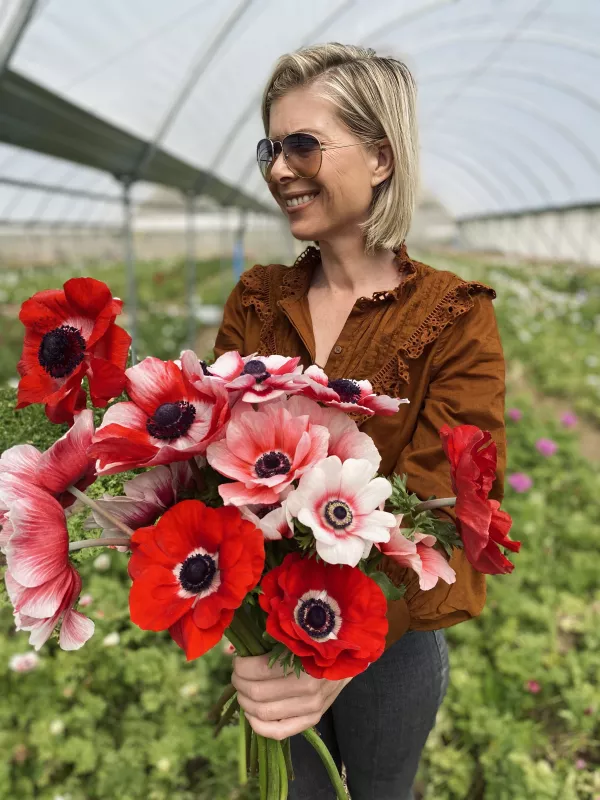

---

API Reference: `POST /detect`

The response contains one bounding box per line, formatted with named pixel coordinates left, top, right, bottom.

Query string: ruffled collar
left=281, top=243, right=419, bottom=306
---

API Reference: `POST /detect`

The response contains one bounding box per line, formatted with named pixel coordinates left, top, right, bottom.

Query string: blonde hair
left=261, top=43, right=419, bottom=253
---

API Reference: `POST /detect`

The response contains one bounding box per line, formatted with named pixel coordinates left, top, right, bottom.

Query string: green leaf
left=368, top=570, right=407, bottom=601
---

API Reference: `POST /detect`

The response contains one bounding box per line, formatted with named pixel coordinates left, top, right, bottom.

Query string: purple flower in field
left=509, top=473, right=533, bottom=493
left=575, top=758, right=587, bottom=770
left=508, top=408, right=523, bottom=422
left=536, top=438, right=558, bottom=457
left=560, top=411, right=578, bottom=428
left=526, top=680, right=541, bottom=694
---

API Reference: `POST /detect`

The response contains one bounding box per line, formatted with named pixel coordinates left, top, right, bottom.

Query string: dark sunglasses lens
left=257, top=139, right=274, bottom=180
left=283, top=133, right=321, bottom=178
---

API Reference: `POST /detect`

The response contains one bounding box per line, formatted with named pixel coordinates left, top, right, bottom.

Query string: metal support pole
left=185, top=192, right=197, bottom=350
left=232, top=210, right=248, bottom=283
left=121, top=179, right=137, bottom=364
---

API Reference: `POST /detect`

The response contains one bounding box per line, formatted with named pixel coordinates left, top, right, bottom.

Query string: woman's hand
left=232, top=653, right=352, bottom=740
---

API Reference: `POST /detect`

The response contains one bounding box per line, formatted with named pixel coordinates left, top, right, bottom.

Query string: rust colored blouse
left=213, top=244, right=506, bottom=650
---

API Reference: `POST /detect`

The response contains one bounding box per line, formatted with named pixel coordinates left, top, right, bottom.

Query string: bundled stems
left=207, top=682, right=236, bottom=723
left=239, top=708, right=248, bottom=786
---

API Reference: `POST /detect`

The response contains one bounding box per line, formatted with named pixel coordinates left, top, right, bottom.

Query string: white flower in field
left=517, top=329, right=532, bottom=343
left=586, top=355, right=599, bottom=368
left=586, top=375, right=600, bottom=388
left=53, top=794, right=71, bottom=800
left=102, top=632, right=120, bottom=647
left=9, top=652, right=40, bottom=673
left=49, top=719, right=65, bottom=736
left=6, top=377, right=19, bottom=389
left=157, top=758, right=171, bottom=772
left=179, top=682, right=199, bottom=698
left=93, top=553, right=111, bottom=571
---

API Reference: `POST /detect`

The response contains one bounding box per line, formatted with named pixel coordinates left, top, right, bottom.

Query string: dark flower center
left=324, top=500, right=353, bottom=530
left=199, top=360, right=212, bottom=375
left=179, top=554, right=216, bottom=594
left=297, top=598, right=336, bottom=640
left=38, top=325, right=86, bottom=379
left=328, top=378, right=361, bottom=404
left=255, top=503, right=279, bottom=519
left=254, top=451, right=291, bottom=479
left=242, top=359, right=270, bottom=384
left=146, top=401, right=196, bottom=440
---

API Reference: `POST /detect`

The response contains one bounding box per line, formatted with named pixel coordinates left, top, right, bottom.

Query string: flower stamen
left=242, top=359, right=271, bottom=384
left=324, top=499, right=353, bottom=530
left=146, top=401, right=196, bottom=440
left=327, top=378, right=361, bottom=404
left=179, top=553, right=216, bottom=593
left=38, top=325, right=86, bottom=378
left=254, top=451, right=291, bottom=479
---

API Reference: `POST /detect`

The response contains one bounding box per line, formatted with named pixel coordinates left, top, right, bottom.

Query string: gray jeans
left=288, top=630, right=450, bottom=800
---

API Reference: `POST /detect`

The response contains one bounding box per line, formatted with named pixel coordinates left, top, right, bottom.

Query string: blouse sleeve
left=394, top=291, right=507, bottom=632
left=213, top=280, right=248, bottom=358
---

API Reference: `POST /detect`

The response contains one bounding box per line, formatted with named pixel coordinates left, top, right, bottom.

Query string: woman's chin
left=287, top=219, right=325, bottom=242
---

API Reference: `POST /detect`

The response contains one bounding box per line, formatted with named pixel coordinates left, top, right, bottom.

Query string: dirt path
left=506, top=360, right=600, bottom=463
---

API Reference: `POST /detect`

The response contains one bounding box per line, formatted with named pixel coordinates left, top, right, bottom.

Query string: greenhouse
left=0, top=1, right=599, bottom=799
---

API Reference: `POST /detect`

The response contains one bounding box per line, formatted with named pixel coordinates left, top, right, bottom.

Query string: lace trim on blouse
left=240, top=245, right=497, bottom=395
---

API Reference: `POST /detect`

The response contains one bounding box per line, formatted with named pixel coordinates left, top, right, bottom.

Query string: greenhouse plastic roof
left=1, top=0, right=599, bottom=224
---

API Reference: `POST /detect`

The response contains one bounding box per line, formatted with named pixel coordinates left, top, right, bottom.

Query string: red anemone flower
left=128, top=500, right=264, bottom=661
left=439, top=424, right=520, bottom=574
left=88, top=356, right=230, bottom=475
left=17, top=277, right=131, bottom=423
left=259, top=552, right=388, bottom=679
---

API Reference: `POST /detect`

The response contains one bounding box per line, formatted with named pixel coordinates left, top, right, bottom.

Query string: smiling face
left=266, top=85, right=384, bottom=245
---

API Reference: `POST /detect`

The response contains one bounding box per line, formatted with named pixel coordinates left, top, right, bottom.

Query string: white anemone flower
left=285, top=456, right=395, bottom=566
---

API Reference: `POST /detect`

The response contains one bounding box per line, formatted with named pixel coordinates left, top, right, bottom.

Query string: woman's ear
left=371, top=139, right=394, bottom=187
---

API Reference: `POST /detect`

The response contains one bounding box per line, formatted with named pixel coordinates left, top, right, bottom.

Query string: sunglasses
left=256, top=132, right=379, bottom=182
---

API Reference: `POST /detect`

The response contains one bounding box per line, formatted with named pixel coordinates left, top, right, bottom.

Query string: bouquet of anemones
left=0, top=278, right=520, bottom=800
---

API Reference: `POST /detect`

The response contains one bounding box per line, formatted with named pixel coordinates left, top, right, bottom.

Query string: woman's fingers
left=233, top=653, right=287, bottom=681
left=232, top=670, right=317, bottom=703
left=245, top=710, right=321, bottom=741
left=237, top=688, right=322, bottom=722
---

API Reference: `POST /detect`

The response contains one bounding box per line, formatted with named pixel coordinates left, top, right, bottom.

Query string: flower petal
left=6, top=493, right=68, bottom=587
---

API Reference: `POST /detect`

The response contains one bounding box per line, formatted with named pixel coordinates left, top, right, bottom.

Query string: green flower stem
left=68, top=537, right=131, bottom=552
left=249, top=729, right=258, bottom=775
left=67, top=485, right=133, bottom=538
left=229, top=610, right=267, bottom=657
left=412, top=496, right=456, bottom=513
left=207, top=682, right=236, bottom=723
left=238, top=708, right=248, bottom=786
left=277, top=741, right=289, bottom=800
left=266, top=739, right=280, bottom=799
left=257, top=735, right=268, bottom=800
left=225, top=627, right=250, bottom=657
left=302, top=727, right=348, bottom=799
left=212, top=696, right=239, bottom=738
left=282, top=737, right=294, bottom=781
left=244, top=714, right=253, bottom=774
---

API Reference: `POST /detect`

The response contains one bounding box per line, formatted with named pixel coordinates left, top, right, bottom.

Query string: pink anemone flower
left=83, top=459, right=200, bottom=537
left=4, top=491, right=94, bottom=651
left=205, top=351, right=305, bottom=403
left=285, top=395, right=381, bottom=470
left=285, top=455, right=396, bottom=566
left=239, top=487, right=293, bottom=541
left=88, top=356, right=229, bottom=475
left=297, top=365, right=407, bottom=416
left=378, top=516, right=457, bottom=591
left=0, top=410, right=95, bottom=550
left=206, top=400, right=329, bottom=506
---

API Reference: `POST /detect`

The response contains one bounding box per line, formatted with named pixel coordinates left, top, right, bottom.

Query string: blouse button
left=333, top=345, right=343, bottom=355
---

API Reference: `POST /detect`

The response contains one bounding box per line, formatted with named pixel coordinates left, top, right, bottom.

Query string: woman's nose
left=269, top=150, right=295, bottom=183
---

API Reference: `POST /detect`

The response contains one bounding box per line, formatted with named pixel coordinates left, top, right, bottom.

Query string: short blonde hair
left=261, top=43, right=419, bottom=253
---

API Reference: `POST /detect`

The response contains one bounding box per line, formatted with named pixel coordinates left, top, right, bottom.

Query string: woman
left=215, top=43, right=506, bottom=800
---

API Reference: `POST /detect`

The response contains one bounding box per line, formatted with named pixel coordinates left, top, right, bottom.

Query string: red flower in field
left=88, top=356, right=229, bottom=475
left=3, top=490, right=94, bottom=651
left=128, top=500, right=264, bottom=661
left=258, top=552, right=388, bottom=679
left=439, top=424, right=520, bottom=575
left=17, top=278, right=130, bottom=423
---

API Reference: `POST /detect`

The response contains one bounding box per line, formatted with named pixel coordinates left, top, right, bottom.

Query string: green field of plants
left=0, top=252, right=598, bottom=799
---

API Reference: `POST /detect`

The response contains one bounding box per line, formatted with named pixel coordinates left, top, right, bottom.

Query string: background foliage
left=0, top=253, right=599, bottom=799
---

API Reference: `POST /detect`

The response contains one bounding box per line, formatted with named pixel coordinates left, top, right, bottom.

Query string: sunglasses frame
left=257, top=132, right=380, bottom=181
